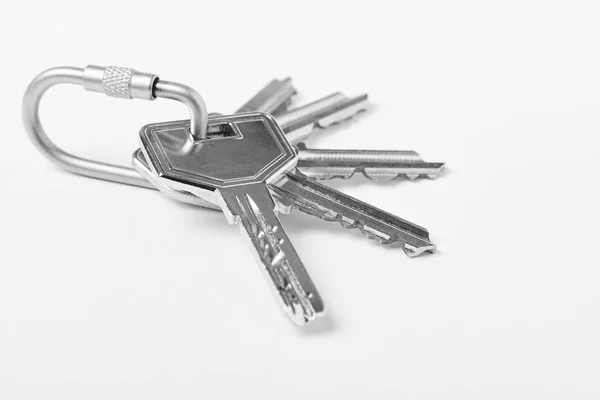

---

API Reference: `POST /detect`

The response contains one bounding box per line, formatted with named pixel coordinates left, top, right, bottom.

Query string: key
left=270, top=170, right=436, bottom=257
left=295, top=143, right=445, bottom=181
left=236, top=78, right=296, bottom=114
left=138, top=113, right=324, bottom=325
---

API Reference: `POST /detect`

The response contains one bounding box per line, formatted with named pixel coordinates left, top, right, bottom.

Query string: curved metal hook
left=22, top=65, right=208, bottom=188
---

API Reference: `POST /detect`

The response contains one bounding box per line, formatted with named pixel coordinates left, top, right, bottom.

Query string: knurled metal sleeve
left=83, top=65, right=158, bottom=100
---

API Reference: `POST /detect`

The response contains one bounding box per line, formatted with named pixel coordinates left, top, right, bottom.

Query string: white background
left=1, top=0, right=599, bottom=398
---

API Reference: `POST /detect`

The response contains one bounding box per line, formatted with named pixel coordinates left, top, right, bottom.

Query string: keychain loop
left=22, top=65, right=208, bottom=188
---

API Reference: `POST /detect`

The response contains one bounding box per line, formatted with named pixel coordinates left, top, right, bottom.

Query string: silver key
left=271, top=170, right=436, bottom=257
left=296, top=143, right=445, bottom=181
left=138, top=113, right=324, bottom=325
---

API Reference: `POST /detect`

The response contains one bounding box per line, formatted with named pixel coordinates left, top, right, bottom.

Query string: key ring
left=22, top=65, right=208, bottom=188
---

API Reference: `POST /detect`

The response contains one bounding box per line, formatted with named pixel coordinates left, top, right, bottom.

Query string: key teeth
left=285, top=199, right=432, bottom=253
left=339, top=215, right=436, bottom=255
left=402, top=241, right=437, bottom=257
left=366, top=163, right=445, bottom=181
left=300, top=168, right=444, bottom=182
left=363, top=169, right=444, bottom=181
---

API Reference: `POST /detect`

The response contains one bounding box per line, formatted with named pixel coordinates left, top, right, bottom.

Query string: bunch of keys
left=23, top=65, right=445, bottom=326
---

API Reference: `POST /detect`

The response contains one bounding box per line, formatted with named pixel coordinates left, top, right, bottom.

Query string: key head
left=139, top=113, right=297, bottom=191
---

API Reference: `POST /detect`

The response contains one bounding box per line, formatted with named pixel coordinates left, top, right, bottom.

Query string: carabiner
left=22, top=65, right=208, bottom=188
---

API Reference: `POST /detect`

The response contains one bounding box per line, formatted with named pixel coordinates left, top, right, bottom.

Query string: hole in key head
left=205, top=122, right=240, bottom=140
left=184, top=121, right=240, bottom=143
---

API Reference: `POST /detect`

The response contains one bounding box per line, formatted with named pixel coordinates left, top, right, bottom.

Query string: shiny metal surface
left=139, top=114, right=296, bottom=191
left=296, top=144, right=445, bottom=181
left=22, top=65, right=208, bottom=187
left=153, top=80, right=208, bottom=140
left=82, top=65, right=208, bottom=138
left=23, top=65, right=442, bottom=325
left=23, top=64, right=373, bottom=190
left=131, top=89, right=441, bottom=210
left=271, top=170, right=437, bottom=257
left=83, top=65, right=158, bottom=100
left=280, top=93, right=370, bottom=143
left=277, top=92, right=346, bottom=127
left=132, top=149, right=219, bottom=210
left=131, top=92, right=375, bottom=205
left=221, top=184, right=323, bottom=325
left=132, top=112, right=224, bottom=210
left=139, top=114, right=323, bottom=325
left=236, top=78, right=296, bottom=114
left=139, top=116, right=437, bottom=324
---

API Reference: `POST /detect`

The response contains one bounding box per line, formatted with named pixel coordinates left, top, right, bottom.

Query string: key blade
left=236, top=78, right=296, bottom=115
left=219, top=184, right=324, bottom=325
left=277, top=93, right=370, bottom=143
left=296, top=145, right=446, bottom=181
left=276, top=92, right=347, bottom=128
left=270, top=170, right=436, bottom=257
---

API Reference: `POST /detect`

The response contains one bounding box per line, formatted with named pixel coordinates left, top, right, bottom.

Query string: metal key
left=139, top=113, right=324, bottom=325
left=270, top=170, right=436, bottom=257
